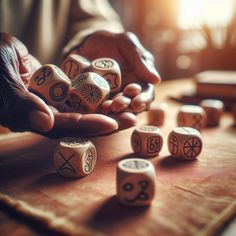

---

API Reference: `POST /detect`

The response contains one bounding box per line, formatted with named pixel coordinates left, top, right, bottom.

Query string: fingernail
left=29, top=110, right=53, bottom=132
left=134, top=103, right=146, bottom=112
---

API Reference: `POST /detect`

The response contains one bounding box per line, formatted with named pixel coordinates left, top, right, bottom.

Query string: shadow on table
left=158, top=155, right=197, bottom=170
left=32, top=172, right=79, bottom=188
left=0, top=139, right=56, bottom=185
left=86, top=195, right=149, bottom=232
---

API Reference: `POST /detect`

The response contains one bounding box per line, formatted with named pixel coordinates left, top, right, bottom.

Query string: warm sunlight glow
left=178, top=0, right=235, bottom=29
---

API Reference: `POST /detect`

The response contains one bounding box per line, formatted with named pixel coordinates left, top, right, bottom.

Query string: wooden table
left=0, top=79, right=236, bottom=236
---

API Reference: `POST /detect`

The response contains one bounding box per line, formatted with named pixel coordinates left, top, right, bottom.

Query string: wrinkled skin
left=71, top=31, right=161, bottom=113
left=0, top=31, right=160, bottom=138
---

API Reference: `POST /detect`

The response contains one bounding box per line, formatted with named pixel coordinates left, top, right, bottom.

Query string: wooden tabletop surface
left=0, top=78, right=235, bottom=236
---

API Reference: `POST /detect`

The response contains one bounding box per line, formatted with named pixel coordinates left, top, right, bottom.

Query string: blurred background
left=111, top=0, right=236, bottom=80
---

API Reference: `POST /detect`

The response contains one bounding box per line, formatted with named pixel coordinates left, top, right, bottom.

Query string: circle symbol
left=183, top=137, right=202, bottom=159
left=49, top=82, right=68, bottom=102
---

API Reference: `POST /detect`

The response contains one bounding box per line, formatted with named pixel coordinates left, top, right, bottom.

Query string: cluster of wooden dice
left=29, top=55, right=122, bottom=113
left=119, top=98, right=229, bottom=207
left=122, top=124, right=203, bottom=206
left=148, top=100, right=224, bottom=129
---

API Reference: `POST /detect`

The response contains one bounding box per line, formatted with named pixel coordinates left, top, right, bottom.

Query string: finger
left=45, top=111, right=119, bottom=138
left=130, top=84, right=155, bottom=113
left=111, top=95, right=131, bottom=113
left=118, top=33, right=161, bottom=84
left=123, top=83, right=142, bottom=98
left=109, top=112, right=137, bottom=131
left=99, top=100, right=112, bottom=115
left=9, top=91, right=54, bottom=132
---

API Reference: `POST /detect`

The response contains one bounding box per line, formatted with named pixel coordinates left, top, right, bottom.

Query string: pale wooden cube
left=53, top=138, right=97, bottom=178
left=148, top=103, right=167, bottom=127
left=131, top=125, right=163, bottom=157
left=29, top=64, right=71, bottom=108
left=61, top=54, right=91, bottom=81
left=168, top=127, right=203, bottom=161
left=66, top=72, right=110, bottom=113
left=200, top=99, right=224, bottom=127
left=91, top=58, right=122, bottom=93
left=116, top=158, right=156, bottom=206
left=177, top=105, right=206, bottom=131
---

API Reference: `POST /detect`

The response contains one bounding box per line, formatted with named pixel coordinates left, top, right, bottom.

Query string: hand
left=0, top=33, right=120, bottom=138
left=71, top=31, right=161, bottom=114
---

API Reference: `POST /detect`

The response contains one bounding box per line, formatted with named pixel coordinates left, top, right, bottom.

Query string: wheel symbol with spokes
left=183, top=137, right=202, bottom=159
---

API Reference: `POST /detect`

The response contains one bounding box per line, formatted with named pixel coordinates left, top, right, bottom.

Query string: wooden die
left=61, top=54, right=91, bottom=81
left=116, top=158, right=156, bottom=206
left=91, top=58, right=122, bottom=93
left=200, top=99, right=224, bottom=127
left=131, top=125, right=163, bottom=157
left=148, top=103, right=167, bottom=127
left=66, top=72, right=110, bottom=113
left=29, top=64, right=71, bottom=108
left=177, top=105, right=206, bottom=131
left=53, top=138, right=97, bottom=178
left=168, top=127, right=203, bottom=160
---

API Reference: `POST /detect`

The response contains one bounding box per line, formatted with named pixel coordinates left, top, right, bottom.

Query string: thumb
left=0, top=33, right=54, bottom=132
left=6, top=88, right=54, bottom=132
left=27, top=93, right=55, bottom=132
left=119, top=32, right=161, bottom=84
left=135, top=53, right=161, bottom=84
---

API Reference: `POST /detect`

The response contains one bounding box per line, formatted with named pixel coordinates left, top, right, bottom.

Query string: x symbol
left=192, top=114, right=202, bottom=129
left=58, top=152, right=76, bottom=173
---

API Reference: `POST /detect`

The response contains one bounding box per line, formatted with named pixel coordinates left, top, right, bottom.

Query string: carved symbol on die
left=34, top=67, right=51, bottom=86
left=123, top=159, right=149, bottom=169
left=67, top=93, right=82, bottom=111
left=94, top=60, right=114, bottom=68
left=123, top=180, right=149, bottom=204
left=192, top=114, right=202, bottom=130
left=102, top=72, right=118, bottom=90
left=140, top=126, right=157, bottom=132
left=183, top=137, right=202, bottom=159
left=132, top=132, right=142, bottom=154
left=84, top=147, right=95, bottom=173
left=58, top=152, right=76, bottom=173
left=63, top=60, right=80, bottom=79
left=80, top=84, right=102, bottom=104
left=72, top=74, right=87, bottom=89
left=147, top=136, right=162, bottom=154
left=92, top=73, right=110, bottom=89
left=169, top=135, right=178, bottom=155
left=49, top=82, right=69, bottom=102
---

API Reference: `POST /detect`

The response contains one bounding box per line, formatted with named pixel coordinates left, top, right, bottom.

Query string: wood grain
left=0, top=79, right=235, bottom=236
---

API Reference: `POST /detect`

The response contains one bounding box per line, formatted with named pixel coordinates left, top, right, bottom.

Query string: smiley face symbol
left=119, top=175, right=154, bottom=206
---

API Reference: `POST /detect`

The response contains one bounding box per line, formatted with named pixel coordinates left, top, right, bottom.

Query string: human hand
left=0, top=33, right=120, bottom=138
left=70, top=31, right=161, bottom=114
